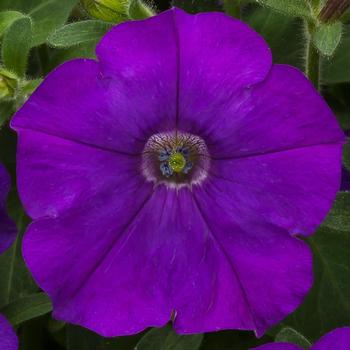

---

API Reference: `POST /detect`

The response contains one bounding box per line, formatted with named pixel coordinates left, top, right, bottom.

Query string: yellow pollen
left=168, top=152, right=186, bottom=173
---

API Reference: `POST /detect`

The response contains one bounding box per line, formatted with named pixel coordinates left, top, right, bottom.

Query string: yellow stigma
left=168, top=152, right=186, bottom=173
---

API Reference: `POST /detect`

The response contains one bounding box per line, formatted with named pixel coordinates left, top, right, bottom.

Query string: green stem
left=312, top=0, right=321, bottom=10
left=305, top=22, right=320, bottom=90
left=223, top=0, right=241, bottom=18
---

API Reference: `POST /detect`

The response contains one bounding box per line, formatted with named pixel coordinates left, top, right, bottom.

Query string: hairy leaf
left=1, top=16, right=32, bottom=77
left=29, top=0, right=78, bottom=46
left=48, top=20, right=112, bottom=48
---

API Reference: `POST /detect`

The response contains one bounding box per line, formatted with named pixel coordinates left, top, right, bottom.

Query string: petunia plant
left=0, top=0, right=349, bottom=350
left=252, top=326, right=350, bottom=350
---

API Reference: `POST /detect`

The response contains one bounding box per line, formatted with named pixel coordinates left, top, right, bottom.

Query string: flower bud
left=81, top=0, right=129, bottom=23
left=0, top=68, right=17, bottom=99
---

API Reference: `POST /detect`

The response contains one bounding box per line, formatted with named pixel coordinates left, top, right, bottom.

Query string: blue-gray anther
left=182, top=161, right=193, bottom=174
left=159, top=149, right=171, bottom=161
left=177, top=146, right=189, bottom=159
left=160, top=162, right=173, bottom=177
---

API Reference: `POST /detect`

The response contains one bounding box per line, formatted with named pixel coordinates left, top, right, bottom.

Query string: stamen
left=168, top=152, right=186, bottom=173
left=142, top=131, right=210, bottom=188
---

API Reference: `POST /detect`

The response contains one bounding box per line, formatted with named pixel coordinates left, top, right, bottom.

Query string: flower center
left=142, top=131, right=210, bottom=188
left=168, top=152, right=186, bottom=173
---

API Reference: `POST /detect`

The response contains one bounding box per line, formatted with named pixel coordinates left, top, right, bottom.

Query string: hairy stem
left=305, top=22, right=320, bottom=90
left=312, top=0, right=321, bottom=10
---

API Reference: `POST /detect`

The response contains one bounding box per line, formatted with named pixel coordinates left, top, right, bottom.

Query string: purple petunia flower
left=251, top=327, right=350, bottom=350
left=0, top=163, right=17, bottom=254
left=0, top=314, right=18, bottom=350
left=11, top=8, right=344, bottom=337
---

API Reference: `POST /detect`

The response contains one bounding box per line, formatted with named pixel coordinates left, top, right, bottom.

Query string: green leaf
left=284, top=192, right=350, bottom=341
left=0, top=167, right=37, bottom=308
left=171, top=0, right=223, bottom=13
left=0, top=0, right=43, bottom=13
left=48, top=20, right=112, bottom=48
left=342, top=8, right=350, bottom=22
left=48, top=44, right=97, bottom=71
left=275, top=327, right=312, bottom=349
left=0, top=210, right=37, bottom=309
left=82, top=0, right=129, bottom=22
left=0, top=10, right=24, bottom=37
left=20, top=78, right=42, bottom=96
left=313, top=21, right=343, bottom=57
left=128, top=0, right=155, bottom=19
left=29, top=0, right=78, bottom=47
left=322, top=192, right=350, bottom=230
left=2, top=16, right=32, bottom=78
left=246, top=6, right=304, bottom=69
left=323, top=25, right=350, bottom=83
left=12, top=78, right=43, bottom=110
left=256, top=0, right=312, bottom=19
left=135, top=325, right=203, bottom=350
left=0, top=293, right=52, bottom=326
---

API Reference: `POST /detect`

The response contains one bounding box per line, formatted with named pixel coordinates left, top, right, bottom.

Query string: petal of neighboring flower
left=15, top=129, right=151, bottom=219
left=174, top=8, right=272, bottom=135
left=183, top=64, right=344, bottom=159
left=0, top=314, right=18, bottom=350
left=250, top=343, right=301, bottom=350
left=23, top=187, right=270, bottom=336
left=193, top=183, right=313, bottom=336
left=0, top=164, right=17, bottom=254
left=12, top=11, right=179, bottom=154
left=312, top=327, right=350, bottom=350
left=209, top=144, right=342, bottom=236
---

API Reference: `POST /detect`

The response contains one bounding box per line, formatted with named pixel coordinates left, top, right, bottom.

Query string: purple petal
left=15, top=130, right=152, bottom=219
left=312, top=327, right=350, bottom=350
left=0, top=164, right=17, bottom=254
left=193, top=183, right=312, bottom=336
left=0, top=314, right=18, bottom=350
left=23, top=187, right=257, bottom=336
left=191, top=135, right=340, bottom=333
left=22, top=187, right=156, bottom=336
left=209, top=143, right=342, bottom=236
left=250, top=343, right=301, bottom=350
left=174, top=8, right=272, bottom=135
left=12, top=11, right=179, bottom=154
left=181, top=64, right=344, bottom=159
left=12, top=8, right=272, bottom=156
left=11, top=7, right=344, bottom=338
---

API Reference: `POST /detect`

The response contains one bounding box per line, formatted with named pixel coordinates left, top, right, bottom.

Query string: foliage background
left=0, top=0, right=349, bottom=349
